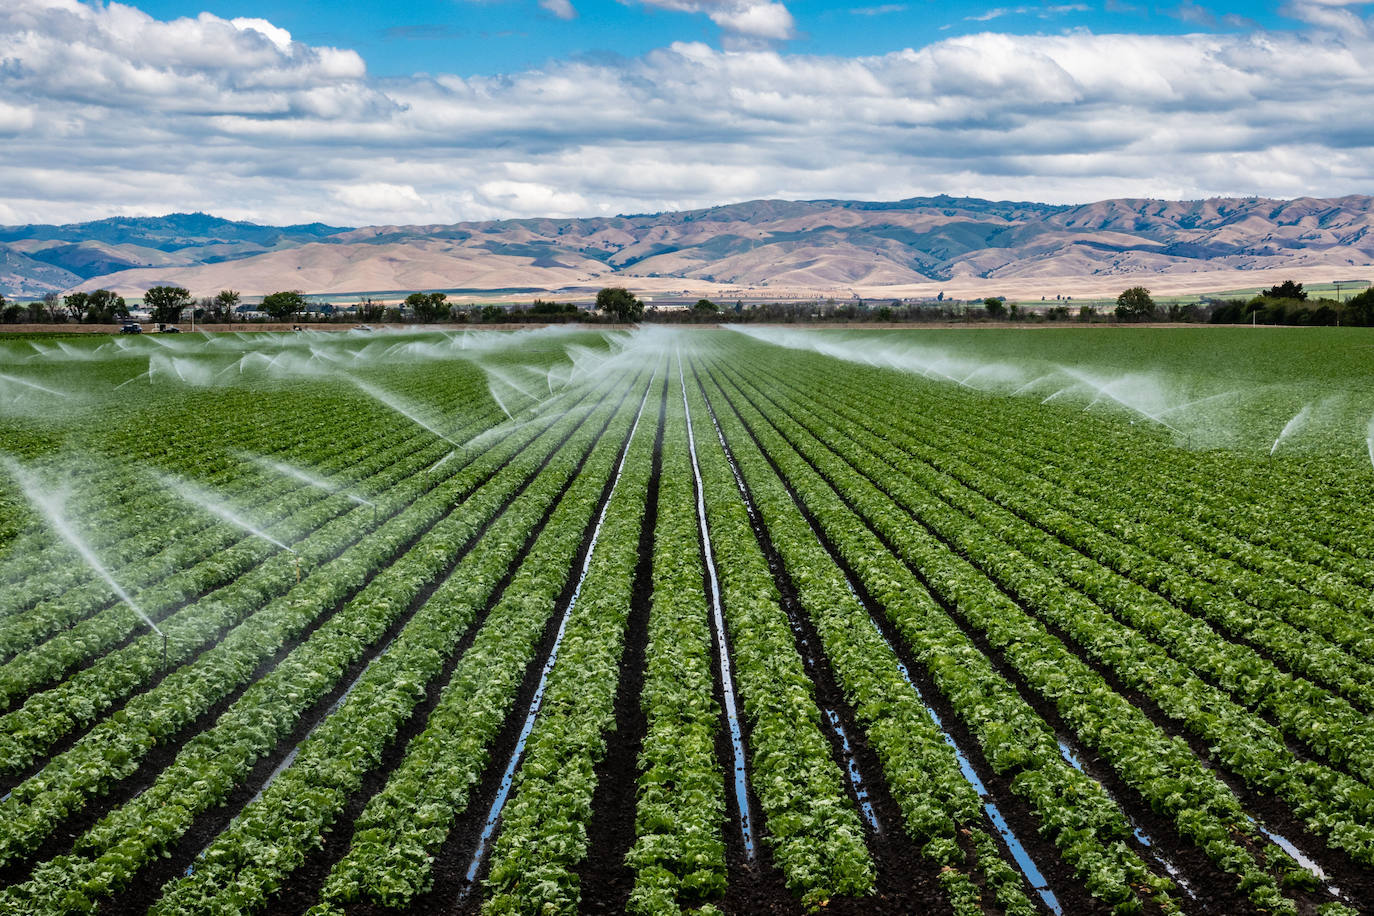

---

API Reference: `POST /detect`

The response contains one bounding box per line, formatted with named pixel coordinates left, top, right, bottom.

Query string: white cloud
left=1281, top=0, right=1371, bottom=34
left=3, top=0, right=1374, bottom=226
left=850, top=4, right=907, bottom=15
left=230, top=17, right=293, bottom=51
left=634, top=0, right=796, bottom=40
left=539, top=0, right=578, bottom=19
left=967, top=4, right=1089, bottom=22
left=0, top=100, right=35, bottom=133
left=334, top=182, right=425, bottom=209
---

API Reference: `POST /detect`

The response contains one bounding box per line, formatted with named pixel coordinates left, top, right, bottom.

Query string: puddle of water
left=1255, top=822, right=1346, bottom=900
left=832, top=550, right=1063, bottom=914
left=983, top=801, right=1059, bottom=913
left=695, top=371, right=885, bottom=843
left=680, top=355, right=756, bottom=860
left=824, top=708, right=881, bottom=834
left=1054, top=739, right=1198, bottom=900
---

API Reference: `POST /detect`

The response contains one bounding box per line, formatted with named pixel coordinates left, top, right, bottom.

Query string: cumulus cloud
left=1282, top=0, right=1372, bottom=35
left=3, top=0, right=1374, bottom=226
left=634, top=0, right=796, bottom=40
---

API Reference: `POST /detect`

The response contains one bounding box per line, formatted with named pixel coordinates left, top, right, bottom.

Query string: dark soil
left=576, top=372, right=667, bottom=911
left=721, top=358, right=1357, bottom=915
left=359, top=380, right=650, bottom=916
left=80, top=382, right=621, bottom=915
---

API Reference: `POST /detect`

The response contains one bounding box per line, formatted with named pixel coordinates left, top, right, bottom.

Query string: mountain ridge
left=2, top=195, right=1373, bottom=299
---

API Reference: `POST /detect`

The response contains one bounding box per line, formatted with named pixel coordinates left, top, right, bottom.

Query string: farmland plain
left=0, top=324, right=1372, bottom=916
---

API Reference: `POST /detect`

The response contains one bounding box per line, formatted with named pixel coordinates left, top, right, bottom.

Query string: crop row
left=0, top=367, right=489, bottom=604
left=0, top=432, right=457, bottom=712
left=712, top=352, right=1356, bottom=914
left=751, top=356, right=1374, bottom=786
left=306, top=367, right=658, bottom=912
left=800, top=354, right=1374, bottom=641
left=681, top=357, right=875, bottom=907
left=149, top=366, right=654, bottom=915
left=933, top=391, right=1374, bottom=626
left=781, top=352, right=1374, bottom=635
left=905, top=403, right=1374, bottom=695
left=0, top=391, right=561, bottom=782
left=479, top=367, right=664, bottom=914
left=900, top=363, right=1374, bottom=596
left=698, top=356, right=1181, bottom=915
left=692, top=363, right=1040, bottom=916
left=0, top=421, right=453, bottom=665
left=0, top=371, right=621, bottom=883
left=624, top=372, right=728, bottom=914
left=733, top=352, right=1374, bottom=873
left=849, top=382, right=1374, bottom=752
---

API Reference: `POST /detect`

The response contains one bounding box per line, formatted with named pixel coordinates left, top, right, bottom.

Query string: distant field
left=0, top=325, right=1371, bottom=915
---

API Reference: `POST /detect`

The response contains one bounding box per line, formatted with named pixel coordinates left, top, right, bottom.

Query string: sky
left=1, top=0, right=1372, bottom=227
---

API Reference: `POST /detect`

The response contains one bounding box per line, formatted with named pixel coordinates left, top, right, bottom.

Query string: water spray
left=3, top=456, right=168, bottom=665
left=248, top=454, right=375, bottom=518
left=0, top=373, right=71, bottom=399
left=351, top=378, right=460, bottom=446
left=161, top=474, right=294, bottom=551
left=1367, top=416, right=1374, bottom=472
left=1269, top=404, right=1313, bottom=459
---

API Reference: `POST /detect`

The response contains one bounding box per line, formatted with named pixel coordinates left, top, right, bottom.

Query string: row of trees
left=1113, top=281, right=1374, bottom=326
left=0, top=287, right=245, bottom=324
left=5, top=280, right=1372, bottom=328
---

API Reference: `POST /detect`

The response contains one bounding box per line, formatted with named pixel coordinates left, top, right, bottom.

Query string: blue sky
left=131, top=0, right=1295, bottom=77
left=1, top=0, right=1372, bottom=226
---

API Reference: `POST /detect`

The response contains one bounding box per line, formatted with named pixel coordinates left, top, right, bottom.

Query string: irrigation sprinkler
left=162, top=631, right=169, bottom=671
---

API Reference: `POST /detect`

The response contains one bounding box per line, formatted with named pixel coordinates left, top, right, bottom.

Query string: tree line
left=1109, top=281, right=1374, bottom=326
left=4, top=281, right=1372, bottom=327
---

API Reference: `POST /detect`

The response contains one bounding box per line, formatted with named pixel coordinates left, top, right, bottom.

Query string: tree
left=596, top=287, right=644, bottom=323
left=63, top=292, right=90, bottom=323
left=693, top=298, right=718, bottom=314
left=261, top=290, right=308, bottom=321
left=87, top=290, right=128, bottom=323
left=1263, top=280, right=1307, bottom=301
left=212, top=289, right=240, bottom=322
left=531, top=299, right=577, bottom=316
left=41, top=292, right=67, bottom=323
left=1115, top=286, right=1155, bottom=322
left=405, top=291, right=450, bottom=323
left=1347, top=287, right=1374, bottom=326
left=983, top=296, right=1007, bottom=319
left=145, top=286, right=192, bottom=323
left=358, top=297, right=384, bottom=322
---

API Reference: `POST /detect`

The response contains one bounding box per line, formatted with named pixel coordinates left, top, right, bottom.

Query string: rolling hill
left=3, top=195, right=1374, bottom=300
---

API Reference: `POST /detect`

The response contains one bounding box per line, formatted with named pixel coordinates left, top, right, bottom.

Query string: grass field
left=0, top=325, right=1372, bottom=916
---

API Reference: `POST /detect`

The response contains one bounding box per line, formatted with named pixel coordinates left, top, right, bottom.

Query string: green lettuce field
left=0, top=325, right=1372, bottom=916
